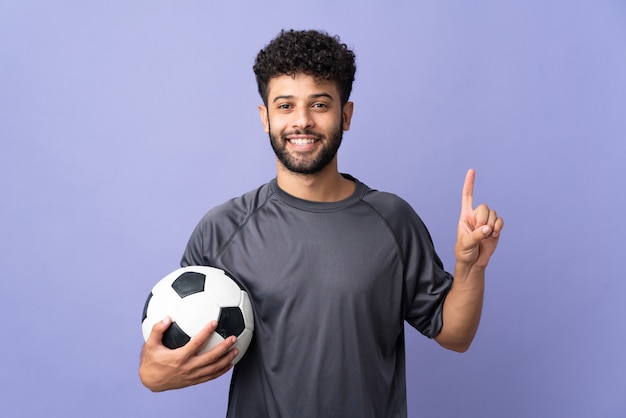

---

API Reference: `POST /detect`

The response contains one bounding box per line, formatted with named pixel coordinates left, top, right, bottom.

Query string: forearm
left=434, top=263, right=485, bottom=352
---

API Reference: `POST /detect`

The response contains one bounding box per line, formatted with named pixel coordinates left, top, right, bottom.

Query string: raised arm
left=435, top=169, right=504, bottom=352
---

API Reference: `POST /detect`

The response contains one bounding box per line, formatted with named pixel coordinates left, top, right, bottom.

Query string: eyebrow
left=272, top=93, right=334, bottom=103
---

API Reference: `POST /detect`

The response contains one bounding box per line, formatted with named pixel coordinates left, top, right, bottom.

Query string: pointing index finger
left=462, top=168, right=475, bottom=212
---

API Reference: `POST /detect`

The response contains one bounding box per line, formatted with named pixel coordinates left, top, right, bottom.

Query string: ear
left=342, top=102, right=354, bottom=131
left=258, top=105, right=269, bottom=133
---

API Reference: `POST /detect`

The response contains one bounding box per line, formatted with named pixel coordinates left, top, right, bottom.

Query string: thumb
left=147, top=316, right=172, bottom=345
left=463, top=225, right=492, bottom=247
left=479, top=225, right=492, bottom=238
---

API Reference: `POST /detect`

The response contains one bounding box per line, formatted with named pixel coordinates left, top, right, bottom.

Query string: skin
left=435, top=168, right=504, bottom=352
left=139, top=318, right=238, bottom=391
left=259, top=73, right=355, bottom=202
left=138, top=72, right=503, bottom=391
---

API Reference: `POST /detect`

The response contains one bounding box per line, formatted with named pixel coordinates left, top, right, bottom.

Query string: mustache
left=282, top=129, right=324, bottom=139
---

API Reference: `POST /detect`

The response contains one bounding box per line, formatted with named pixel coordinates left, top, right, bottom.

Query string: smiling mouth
left=288, top=138, right=318, bottom=145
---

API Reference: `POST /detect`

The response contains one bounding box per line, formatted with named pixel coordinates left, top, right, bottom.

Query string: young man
left=140, top=29, right=503, bottom=417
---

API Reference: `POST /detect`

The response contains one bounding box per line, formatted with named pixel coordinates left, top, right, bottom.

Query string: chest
left=216, top=207, right=404, bottom=325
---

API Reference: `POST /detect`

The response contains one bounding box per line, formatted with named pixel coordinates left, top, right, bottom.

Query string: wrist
left=454, top=261, right=486, bottom=284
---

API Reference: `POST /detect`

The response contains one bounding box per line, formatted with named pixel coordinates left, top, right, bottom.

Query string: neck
left=275, top=159, right=355, bottom=202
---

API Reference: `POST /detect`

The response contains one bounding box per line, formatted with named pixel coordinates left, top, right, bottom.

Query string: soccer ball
left=141, top=266, right=254, bottom=365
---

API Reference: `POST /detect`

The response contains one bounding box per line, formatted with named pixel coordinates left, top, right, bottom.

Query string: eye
left=277, top=103, right=291, bottom=110
left=311, top=102, right=329, bottom=110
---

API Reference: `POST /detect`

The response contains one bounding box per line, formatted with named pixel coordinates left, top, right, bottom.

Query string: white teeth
left=290, top=138, right=316, bottom=145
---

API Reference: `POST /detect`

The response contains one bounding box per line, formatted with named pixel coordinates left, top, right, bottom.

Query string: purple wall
left=2, top=1, right=625, bottom=417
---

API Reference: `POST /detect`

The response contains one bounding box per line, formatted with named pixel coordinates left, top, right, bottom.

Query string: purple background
left=2, top=1, right=625, bottom=417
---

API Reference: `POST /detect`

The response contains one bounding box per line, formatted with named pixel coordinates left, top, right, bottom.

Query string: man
left=139, top=29, right=503, bottom=417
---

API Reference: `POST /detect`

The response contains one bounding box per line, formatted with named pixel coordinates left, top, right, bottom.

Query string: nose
left=292, top=107, right=314, bottom=130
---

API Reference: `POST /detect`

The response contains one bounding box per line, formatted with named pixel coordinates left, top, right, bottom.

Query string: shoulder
left=200, top=182, right=275, bottom=227
left=360, top=186, right=421, bottom=222
left=357, top=183, right=433, bottom=245
left=181, top=181, right=275, bottom=266
left=192, top=181, right=276, bottom=241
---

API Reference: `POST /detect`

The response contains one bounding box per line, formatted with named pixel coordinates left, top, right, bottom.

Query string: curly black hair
left=253, top=29, right=356, bottom=106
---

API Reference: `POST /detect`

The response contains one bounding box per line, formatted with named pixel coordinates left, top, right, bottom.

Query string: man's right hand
left=139, top=317, right=239, bottom=392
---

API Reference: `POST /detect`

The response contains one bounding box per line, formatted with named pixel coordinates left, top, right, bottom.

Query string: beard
left=268, top=120, right=344, bottom=175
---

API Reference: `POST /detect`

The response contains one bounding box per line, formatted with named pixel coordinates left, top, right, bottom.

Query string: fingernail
left=482, top=226, right=491, bottom=235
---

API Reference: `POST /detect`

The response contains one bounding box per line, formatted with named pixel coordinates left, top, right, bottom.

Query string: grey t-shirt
left=181, top=175, right=453, bottom=418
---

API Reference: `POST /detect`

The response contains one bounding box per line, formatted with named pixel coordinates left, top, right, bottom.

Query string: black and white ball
left=142, top=266, right=254, bottom=364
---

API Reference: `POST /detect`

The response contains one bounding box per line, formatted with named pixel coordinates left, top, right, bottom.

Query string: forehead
left=267, top=73, right=340, bottom=100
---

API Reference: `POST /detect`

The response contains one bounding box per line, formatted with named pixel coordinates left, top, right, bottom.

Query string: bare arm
left=435, top=169, right=504, bottom=352
left=139, top=317, right=239, bottom=392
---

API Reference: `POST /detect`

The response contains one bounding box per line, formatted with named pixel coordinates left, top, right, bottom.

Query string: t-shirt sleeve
left=179, top=192, right=259, bottom=269
left=366, top=191, right=453, bottom=338
left=180, top=220, right=209, bottom=268
left=401, top=207, right=453, bottom=338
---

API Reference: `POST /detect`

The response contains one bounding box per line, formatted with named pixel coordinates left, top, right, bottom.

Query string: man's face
left=259, top=73, right=353, bottom=175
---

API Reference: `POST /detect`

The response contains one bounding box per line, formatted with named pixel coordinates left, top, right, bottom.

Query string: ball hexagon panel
left=203, top=271, right=243, bottom=307
left=176, top=292, right=221, bottom=337
left=239, top=291, right=254, bottom=331
left=141, top=282, right=185, bottom=342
